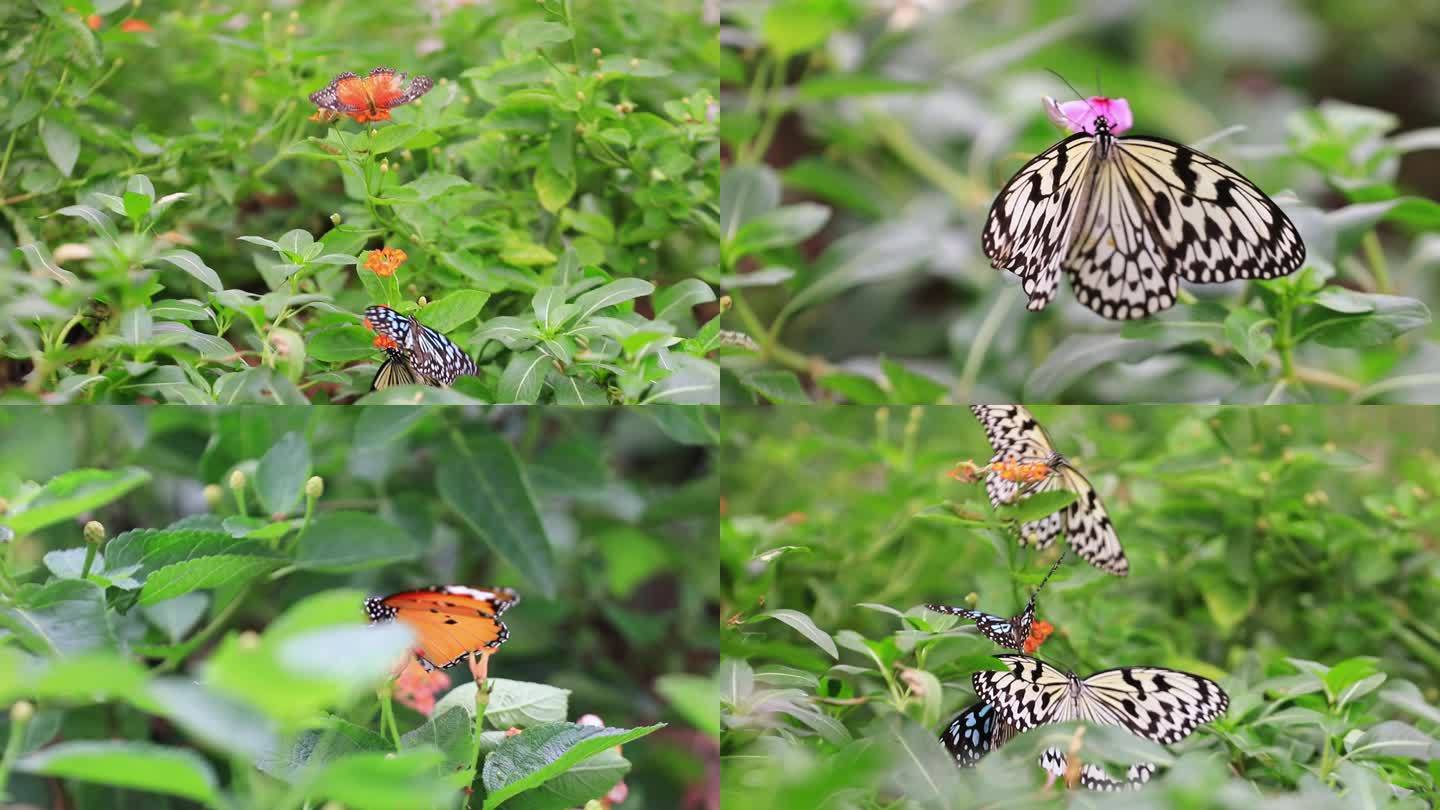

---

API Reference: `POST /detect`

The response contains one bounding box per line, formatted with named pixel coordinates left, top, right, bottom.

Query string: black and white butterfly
left=1039, top=747, right=1155, bottom=792
left=942, top=701, right=1152, bottom=791
left=970, top=405, right=1127, bottom=576
left=972, top=654, right=1229, bottom=746
left=925, top=550, right=1066, bottom=649
left=982, top=104, right=1305, bottom=320
left=371, top=348, right=421, bottom=391
left=363, top=305, right=477, bottom=388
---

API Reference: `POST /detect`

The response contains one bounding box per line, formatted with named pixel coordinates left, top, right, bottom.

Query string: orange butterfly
left=364, top=585, right=519, bottom=672
left=309, top=67, right=433, bottom=123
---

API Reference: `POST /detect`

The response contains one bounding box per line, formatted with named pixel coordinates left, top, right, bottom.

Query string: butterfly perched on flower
left=309, top=67, right=433, bottom=123
left=971, top=405, right=1127, bottom=576
left=942, top=701, right=1152, bottom=791
left=362, top=305, right=478, bottom=388
left=363, top=586, right=519, bottom=672
left=926, top=550, right=1066, bottom=651
left=371, top=348, right=421, bottom=391
left=983, top=95, right=1304, bottom=320
left=972, top=654, right=1229, bottom=745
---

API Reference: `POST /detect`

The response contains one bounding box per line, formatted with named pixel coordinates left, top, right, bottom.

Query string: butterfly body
left=310, top=67, right=433, bottom=123
left=983, top=112, right=1305, bottom=320
left=364, top=585, right=519, bottom=671
left=926, top=603, right=1033, bottom=649
left=971, top=406, right=1127, bottom=575
left=363, top=305, right=478, bottom=388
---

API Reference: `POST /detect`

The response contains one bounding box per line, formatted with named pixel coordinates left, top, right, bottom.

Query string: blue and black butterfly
left=924, top=551, right=1066, bottom=650
left=362, top=305, right=478, bottom=389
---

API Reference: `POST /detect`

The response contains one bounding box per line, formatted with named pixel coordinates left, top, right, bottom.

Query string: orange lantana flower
left=372, top=334, right=400, bottom=351
left=120, top=19, right=153, bottom=32
left=947, top=460, right=983, bottom=483
left=990, top=458, right=1053, bottom=484
left=393, top=660, right=450, bottom=716
left=1023, top=619, right=1054, bottom=654
left=364, top=247, right=408, bottom=277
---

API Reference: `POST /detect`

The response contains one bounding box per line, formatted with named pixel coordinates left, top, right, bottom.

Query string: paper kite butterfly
left=970, top=405, right=1128, bottom=576
left=972, top=654, right=1229, bottom=746
left=925, top=550, right=1066, bottom=650
left=309, top=67, right=433, bottom=123
left=364, top=586, right=519, bottom=671
left=941, top=701, right=1152, bottom=790
left=982, top=96, right=1304, bottom=320
left=362, top=305, right=478, bottom=388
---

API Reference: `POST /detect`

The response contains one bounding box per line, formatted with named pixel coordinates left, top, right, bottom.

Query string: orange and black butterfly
left=309, top=67, right=433, bottom=123
left=364, top=586, right=519, bottom=671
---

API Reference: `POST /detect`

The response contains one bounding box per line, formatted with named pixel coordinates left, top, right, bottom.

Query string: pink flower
left=1044, top=96, right=1133, bottom=135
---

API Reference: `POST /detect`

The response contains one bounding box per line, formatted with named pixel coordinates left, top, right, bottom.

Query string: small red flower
left=85, top=13, right=101, bottom=29
left=393, top=660, right=450, bottom=716
left=364, top=247, right=407, bottom=277
left=372, top=334, right=400, bottom=351
left=120, top=19, right=153, bottom=32
left=1023, top=620, right=1055, bottom=654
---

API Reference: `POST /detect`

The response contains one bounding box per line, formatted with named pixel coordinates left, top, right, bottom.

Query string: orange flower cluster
left=990, top=459, right=1053, bottom=484
left=372, top=334, right=400, bottom=351
left=947, top=460, right=983, bottom=483
left=364, top=247, right=407, bottom=277
left=393, top=660, right=451, bottom=716
left=1023, top=619, right=1055, bottom=654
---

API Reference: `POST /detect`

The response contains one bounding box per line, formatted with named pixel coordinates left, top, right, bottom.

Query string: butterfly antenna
left=1044, top=68, right=1098, bottom=129
left=1025, top=548, right=1068, bottom=611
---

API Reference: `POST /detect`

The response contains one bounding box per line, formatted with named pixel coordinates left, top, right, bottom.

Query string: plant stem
left=378, top=684, right=401, bottom=749
left=0, top=702, right=32, bottom=800
left=870, top=116, right=988, bottom=208
left=153, top=585, right=253, bottom=674
left=728, top=290, right=814, bottom=373
left=1361, top=231, right=1391, bottom=293
left=956, top=288, right=1017, bottom=401
left=79, top=543, right=98, bottom=579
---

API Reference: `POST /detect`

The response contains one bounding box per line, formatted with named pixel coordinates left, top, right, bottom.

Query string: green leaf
left=814, top=372, right=888, bottom=404
left=881, top=360, right=948, bottom=404
left=3, top=467, right=151, bottom=536
left=353, top=408, right=428, bottom=449
left=139, top=555, right=283, bottom=605
left=572, top=279, right=654, bottom=322
left=17, top=742, right=218, bottom=804
left=548, top=373, right=609, bottom=405
left=653, top=279, right=717, bottom=323
left=481, top=722, right=664, bottom=810
left=39, top=117, right=79, bottom=176
left=294, top=512, right=421, bottom=572
left=534, top=164, right=577, bottom=213
left=306, top=748, right=456, bottom=809
left=0, top=580, right=115, bottom=657
left=422, top=290, right=491, bottom=332
left=738, top=370, right=810, bottom=404
left=794, top=75, right=932, bottom=101
left=147, top=677, right=279, bottom=760
left=729, top=203, right=830, bottom=257
left=255, top=432, right=311, bottom=517
left=438, top=434, right=558, bottom=598
left=123, top=190, right=152, bottom=222
left=756, top=609, right=838, bottom=659
left=499, top=350, right=549, bottom=404
left=481, top=679, right=572, bottom=729
left=107, top=529, right=270, bottom=582
left=1224, top=308, right=1273, bottom=367
left=503, top=20, right=574, bottom=54
left=155, top=250, right=223, bottom=293
left=720, top=166, right=780, bottom=245
left=761, top=0, right=856, bottom=58
left=996, top=490, right=1079, bottom=524
left=655, top=674, right=719, bottom=738
left=1309, top=294, right=1431, bottom=348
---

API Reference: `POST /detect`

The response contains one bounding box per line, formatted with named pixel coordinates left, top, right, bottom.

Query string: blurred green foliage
left=0, top=1, right=721, bottom=403
left=720, top=405, right=1440, bottom=807
left=0, top=405, right=720, bottom=809
left=718, top=1, right=1440, bottom=404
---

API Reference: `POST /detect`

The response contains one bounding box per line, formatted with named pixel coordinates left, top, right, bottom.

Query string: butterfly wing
left=1054, top=465, right=1128, bottom=575
left=310, top=71, right=363, bottom=112
left=1077, top=666, right=1229, bottom=744
left=1039, top=748, right=1155, bottom=791
left=363, top=305, right=414, bottom=344
left=406, top=321, right=478, bottom=386
left=941, top=701, right=1018, bottom=766
left=982, top=134, right=1098, bottom=312
left=371, top=350, right=420, bottom=391
left=363, top=66, right=433, bottom=110
left=364, top=586, right=520, bottom=671
left=971, top=654, right=1071, bottom=733
left=1113, top=137, right=1305, bottom=287
left=925, top=604, right=1027, bottom=649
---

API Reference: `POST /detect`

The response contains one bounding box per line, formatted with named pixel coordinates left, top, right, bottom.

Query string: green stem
left=0, top=702, right=32, bottom=801
left=870, top=115, right=988, bottom=207
left=957, top=288, right=1017, bottom=401
left=728, top=290, right=813, bottom=373
left=79, top=543, right=98, bottom=579
left=154, top=585, right=254, bottom=674
left=378, top=684, right=401, bottom=749
left=1361, top=231, right=1390, bottom=293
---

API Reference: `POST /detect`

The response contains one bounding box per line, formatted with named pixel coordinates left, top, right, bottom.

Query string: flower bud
left=11, top=700, right=33, bottom=723
left=229, top=469, right=246, bottom=491
left=84, top=520, right=106, bottom=545
left=203, top=484, right=223, bottom=506
left=330, top=213, right=341, bottom=225
left=305, top=476, right=324, bottom=499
